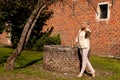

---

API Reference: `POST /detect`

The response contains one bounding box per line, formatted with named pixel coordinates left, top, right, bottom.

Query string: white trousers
left=80, top=48, right=95, bottom=74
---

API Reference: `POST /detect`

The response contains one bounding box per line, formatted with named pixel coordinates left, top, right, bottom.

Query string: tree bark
left=25, top=3, right=47, bottom=44
left=5, top=2, right=44, bottom=71
left=5, top=0, right=60, bottom=71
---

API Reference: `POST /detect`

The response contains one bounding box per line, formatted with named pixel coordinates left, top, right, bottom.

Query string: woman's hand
left=72, top=45, right=75, bottom=48
left=72, top=42, right=77, bottom=48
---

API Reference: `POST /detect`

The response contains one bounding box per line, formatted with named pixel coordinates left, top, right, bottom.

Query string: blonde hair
left=82, top=21, right=89, bottom=26
left=81, top=21, right=90, bottom=31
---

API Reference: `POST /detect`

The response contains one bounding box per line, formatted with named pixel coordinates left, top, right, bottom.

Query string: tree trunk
left=5, top=0, right=60, bottom=71
left=5, top=3, right=44, bottom=71
left=25, top=3, right=47, bottom=44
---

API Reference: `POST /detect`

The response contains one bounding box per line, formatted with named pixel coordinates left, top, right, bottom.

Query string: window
left=99, top=4, right=108, bottom=19
left=97, top=2, right=110, bottom=21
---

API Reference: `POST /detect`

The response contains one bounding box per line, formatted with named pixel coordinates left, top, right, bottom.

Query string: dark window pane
left=99, top=4, right=108, bottom=19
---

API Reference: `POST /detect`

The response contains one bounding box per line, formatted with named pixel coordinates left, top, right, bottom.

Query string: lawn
left=0, top=48, right=120, bottom=80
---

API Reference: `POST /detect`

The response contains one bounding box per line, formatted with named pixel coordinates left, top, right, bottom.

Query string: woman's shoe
left=77, top=73, right=83, bottom=77
left=92, top=73, right=95, bottom=77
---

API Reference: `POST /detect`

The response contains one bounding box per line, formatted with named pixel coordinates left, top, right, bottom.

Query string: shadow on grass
left=0, top=56, right=9, bottom=66
left=15, top=57, right=43, bottom=69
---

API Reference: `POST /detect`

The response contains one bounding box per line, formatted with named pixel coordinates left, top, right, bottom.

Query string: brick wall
left=0, top=31, right=12, bottom=46
left=43, top=45, right=80, bottom=72
left=43, top=0, right=120, bottom=56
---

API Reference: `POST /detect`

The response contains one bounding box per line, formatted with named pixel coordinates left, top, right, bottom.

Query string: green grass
left=0, top=48, right=120, bottom=80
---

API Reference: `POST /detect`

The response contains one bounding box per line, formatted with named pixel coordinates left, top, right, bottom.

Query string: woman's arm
left=85, top=31, right=91, bottom=38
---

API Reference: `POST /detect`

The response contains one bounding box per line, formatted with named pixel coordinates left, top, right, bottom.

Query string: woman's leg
left=86, top=58, right=95, bottom=74
left=80, top=48, right=89, bottom=74
left=78, top=48, right=95, bottom=77
left=78, top=48, right=87, bottom=77
left=78, top=48, right=88, bottom=77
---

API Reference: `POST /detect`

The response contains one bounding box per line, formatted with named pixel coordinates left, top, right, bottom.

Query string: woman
left=73, top=22, right=95, bottom=77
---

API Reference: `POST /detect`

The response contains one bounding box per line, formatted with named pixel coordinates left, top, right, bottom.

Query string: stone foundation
left=43, top=45, right=81, bottom=73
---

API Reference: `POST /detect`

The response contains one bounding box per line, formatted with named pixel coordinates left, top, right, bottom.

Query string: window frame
left=96, top=2, right=110, bottom=21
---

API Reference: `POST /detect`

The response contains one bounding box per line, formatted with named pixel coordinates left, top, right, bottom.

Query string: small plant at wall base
left=46, top=34, right=61, bottom=45
left=24, top=34, right=61, bottom=51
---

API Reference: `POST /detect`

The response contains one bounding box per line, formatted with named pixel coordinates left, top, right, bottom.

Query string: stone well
left=43, top=45, right=81, bottom=73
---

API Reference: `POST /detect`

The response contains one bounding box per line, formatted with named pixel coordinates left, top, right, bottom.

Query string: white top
left=75, top=28, right=91, bottom=48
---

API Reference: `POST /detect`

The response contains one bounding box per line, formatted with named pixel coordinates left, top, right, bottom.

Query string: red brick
left=43, top=0, right=120, bottom=56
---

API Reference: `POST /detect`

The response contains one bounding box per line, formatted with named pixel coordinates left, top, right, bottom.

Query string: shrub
left=33, top=34, right=61, bottom=51
left=24, top=34, right=61, bottom=51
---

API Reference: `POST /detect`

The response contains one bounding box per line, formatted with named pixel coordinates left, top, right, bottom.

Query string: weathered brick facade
left=43, top=45, right=80, bottom=72
left=0, top=31, right=12, bottom=46
left=43, top=0, right=120, bottom=56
